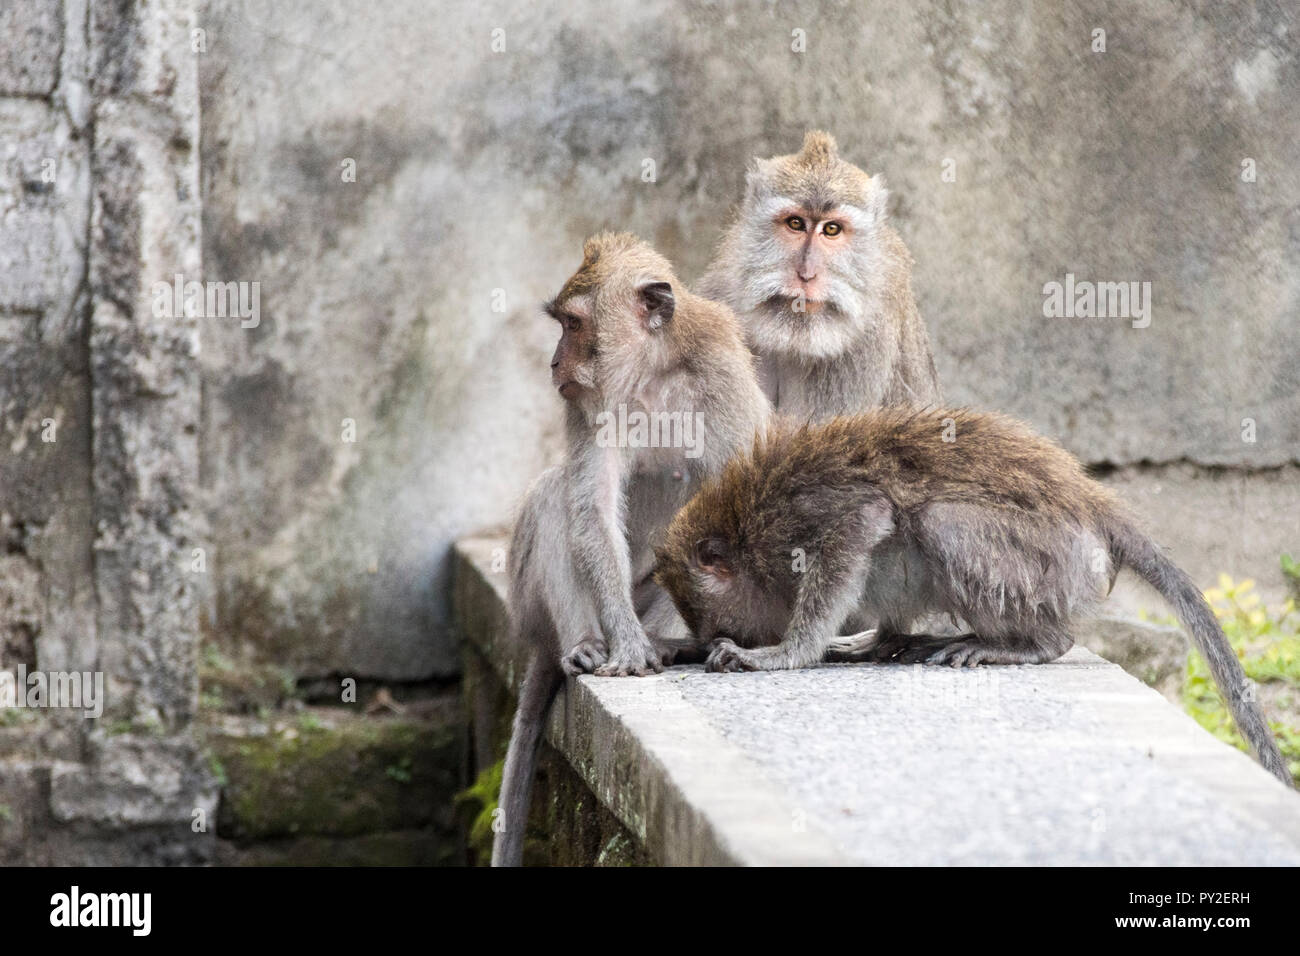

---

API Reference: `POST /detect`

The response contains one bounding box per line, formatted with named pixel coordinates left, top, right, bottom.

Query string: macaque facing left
left=655, top=408, right=1290, bottom=785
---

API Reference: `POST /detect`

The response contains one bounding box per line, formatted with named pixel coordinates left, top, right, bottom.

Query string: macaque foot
left=859, top=630, right=918, bottom=662
left=869, top=631, right=1052, bottom=667
left=876, top=633, right=998, bottom=667
left=707, top=638, right=807, bottom=672
left=560, top=636, right=608, bottom=676
left=863, top=631, right=982, bottom=665
left=705, top=639, right=760, bottom=673
left=593, top=639, right=664, bottom=677
left=923, top=635, right=1064, bottom=667
left=916, top=636, right=993, bottom=667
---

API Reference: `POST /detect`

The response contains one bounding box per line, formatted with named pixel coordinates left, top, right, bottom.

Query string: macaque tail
left=1110, top=523, right=1290, bottom=785
left=491, top=654, right=564, bottom=866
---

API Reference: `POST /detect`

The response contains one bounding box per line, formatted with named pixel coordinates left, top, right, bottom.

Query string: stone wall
left=0, top=0, right=215, bottom=864
left=195, top=1, right=1299, bottom=681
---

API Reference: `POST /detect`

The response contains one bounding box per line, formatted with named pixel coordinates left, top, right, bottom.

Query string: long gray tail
left=491, top=654, right=564, bottom=866
left=1110, top=523, right=1290, bottom=785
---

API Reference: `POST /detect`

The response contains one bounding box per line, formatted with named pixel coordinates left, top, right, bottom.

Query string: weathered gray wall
left=197, top=0, right=1299, bottom=680
left=1, top=0, right=215, bottom=865
left=0, top=0, right=95, bottom=681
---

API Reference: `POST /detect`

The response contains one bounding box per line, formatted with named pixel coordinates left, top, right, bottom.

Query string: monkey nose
left=798, top=268, right=817, bottom=282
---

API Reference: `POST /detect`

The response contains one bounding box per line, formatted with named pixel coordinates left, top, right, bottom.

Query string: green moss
left=212, top=713, right=462, bottom=840
left=538, top=748, right=651, bottom=866
left=458, top=646, right=651, bottom=866
left=595, top=832, right=641, bottom=866
left=385, top=756, right=414, bottom=784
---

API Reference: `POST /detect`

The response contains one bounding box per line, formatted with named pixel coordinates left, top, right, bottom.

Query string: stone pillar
left=0, top=0, right=215, bottom=864
left=87, top=0, right=203, bottom=732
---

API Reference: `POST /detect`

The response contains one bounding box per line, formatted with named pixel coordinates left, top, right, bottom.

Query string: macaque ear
left=744, top=158, right=775, bottom=201
left=691, top=537, right=733, bottom=577
left=638, top=280, right=675, bottom=331
left=865, top=175, right=889, bottom=225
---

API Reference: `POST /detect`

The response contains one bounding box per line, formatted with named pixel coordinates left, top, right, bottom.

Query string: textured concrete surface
left=675, top=657, right=1300, bottom=865
left=0, top=4, right=95, bottom=678
left=456, top=536, right=1300, bottom=865
left=0, top=0, right=215, bottom=864
left=196, top=1, right=1299, bottom=679
left=89, top=0, right=204, bottom=731
left=0, top=2, right=63, bottom=96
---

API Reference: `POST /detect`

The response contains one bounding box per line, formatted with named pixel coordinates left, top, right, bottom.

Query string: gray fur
left=697, top=135, right=942, bottom=420
left=493, top=236, right=771, bottom=866
left=658, top=411, right=1290, bottom=785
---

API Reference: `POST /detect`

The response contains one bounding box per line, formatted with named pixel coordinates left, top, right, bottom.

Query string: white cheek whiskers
left=594, top=333, right=695, bottom=431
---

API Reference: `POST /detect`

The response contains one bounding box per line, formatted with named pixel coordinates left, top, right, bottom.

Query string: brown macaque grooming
left=697, top=131, right=942, bottom=421
left=655, top=408, right=1290, bottom=785
left=493, top=233, right=771, bottom=866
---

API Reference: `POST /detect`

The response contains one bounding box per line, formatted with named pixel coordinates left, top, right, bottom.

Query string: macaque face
left=656, top=536, right=789, bottom=649
left=546, top=295, right=597, bottom=400
left=770, top=206, right=852, bottom=312
left=736, top=187, right=883, bottom=361
left=732, top=135, right=890, bottom=360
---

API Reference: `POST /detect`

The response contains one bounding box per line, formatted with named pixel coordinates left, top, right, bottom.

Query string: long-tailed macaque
left=655, top=408, right=1290, bottom=785
left=493, top=233, right=771, bottom=865
left=697, top=131, right=942, bottom=421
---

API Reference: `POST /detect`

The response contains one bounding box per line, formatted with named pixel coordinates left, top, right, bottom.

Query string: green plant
left=208, top=752, right=229, bottom=788
left=455, top=760, right=503, bottom=863
left=385, top=756, right=413, bottom=784
left=1180, top=574, right=1300, bottom=784
left=1281, top=553, right=1300, bottom=601
left=202, top=643, right=236, bottom=673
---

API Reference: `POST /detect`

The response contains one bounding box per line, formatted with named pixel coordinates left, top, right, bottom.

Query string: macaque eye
left=822, top=222, right=842, bottom=237
left=564, top=315, right=581, bottom=332
left=784, top=216, right=806, bottom=232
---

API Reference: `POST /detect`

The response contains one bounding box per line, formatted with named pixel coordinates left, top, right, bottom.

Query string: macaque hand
left=593, top=630, right=664, bottom=677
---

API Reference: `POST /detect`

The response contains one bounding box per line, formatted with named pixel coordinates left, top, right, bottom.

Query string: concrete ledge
left=453, top=535, right=1300, bottom=865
